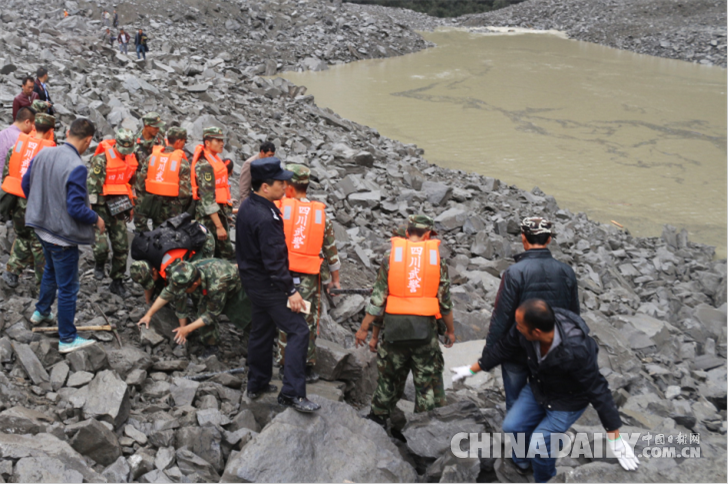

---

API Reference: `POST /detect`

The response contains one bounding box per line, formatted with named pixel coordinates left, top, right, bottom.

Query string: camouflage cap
left=520, top=217, right=553, bottom=236
left=407, top=214, right=437, bottom=236
left=141, top=112, right=163, bottom=128
left=130, top=260, right=155, bottom=291
left=202, top=126, right=224, bottom=140
left=31, top=100, right=50, bottom=113
left=286, top=164, right=310, bottom=184
left=34, top=113, right=55, bottom=129
left=167, top=261, right=199, bottom=295
left=115, top=128, right=136, bottom=155
left=392, top=224, right=407, bottom=238
left=166, top=126, right=187, bottom=140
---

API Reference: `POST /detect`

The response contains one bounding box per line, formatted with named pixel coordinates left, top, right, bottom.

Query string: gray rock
left=12, top=342, right=49, bottom=385
left=13, top=456, right=84, bottom=483
left=125, top=424, right=149, bottom=445
left=426, top=450, right=481, bottom=483
left=66, top=371, right=94, bottom=387
left=435, top=207, right=468, bottom=232
left=155, top=446, right=176, bottom=471
left=221, top=396, right=416, bottom=482
left=50, top=361, right=70, bottom=391
left=128, top=451, right=156, bottom=481
left=174, top=426, right=224, bottom=473
left=329, top=294, right=366, bottom=322
left=107, top=346, right=154, bottom=378
left=68, top=418, right=122, bottom=466
left=403, top=401, right=487, bottom=459
left=103, top=456, right=131, bottom=483
left=83, top=370, right=131, bottom=429
left=170, top=377, right=200, bottom=407
left=348, top=190, right=381, bottom=208
left=65, top=344, right=110, bottom=373
left=421, top=181, right=452, bottom=206
left=176, top=448, right=220, bottom=482
left=0, top=406, right=54, bottom=434
left=140, top=327, right=165, bottom=347
left=228, top=409, right=260, bottom=433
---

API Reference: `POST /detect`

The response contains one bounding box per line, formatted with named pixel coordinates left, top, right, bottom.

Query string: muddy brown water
left=280, top=28, right=727, bottom=257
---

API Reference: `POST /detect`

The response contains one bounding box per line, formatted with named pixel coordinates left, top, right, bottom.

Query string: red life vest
left=95, top=139, right=138, bottom=198
left=0, top=134, right=55, bottom=198
left=386, top=238, right=441, bottom=318
left=274, top=197, right=326, bottom=274
left=190, top=145, right=231, bottom=206
left=145, top=145, right=187, bottom=197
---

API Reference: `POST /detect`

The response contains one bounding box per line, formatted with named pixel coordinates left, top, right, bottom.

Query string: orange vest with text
left=190, top=145, right=231, bottom=206
left=95, top=139, right=138, bottom=198
left=386, top=238, right=441, bottom=318
left=1, top=134, right=55, bottom=198
left=274, top=197, right=326, bottom=274
left=145, top=145, right=187, bottom=197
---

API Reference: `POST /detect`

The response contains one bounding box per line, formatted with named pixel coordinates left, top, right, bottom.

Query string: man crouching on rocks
left=453, top=299, right=639, bottom=482
left=356, top=214, right=456, bottom=426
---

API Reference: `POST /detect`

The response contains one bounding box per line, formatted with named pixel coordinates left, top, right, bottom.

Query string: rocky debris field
left=0, top=0, right=726, bottom=483
left=454, top=0, right=728, bottom=67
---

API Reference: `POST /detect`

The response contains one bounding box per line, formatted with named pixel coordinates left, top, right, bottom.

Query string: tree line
left=344, top=0, right=526, bottom=18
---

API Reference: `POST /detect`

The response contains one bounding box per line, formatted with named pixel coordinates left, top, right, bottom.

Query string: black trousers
left=246, top=291, right=309, bottom=398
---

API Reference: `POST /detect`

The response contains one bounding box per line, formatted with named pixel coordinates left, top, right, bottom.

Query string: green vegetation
left=344, top=0, right=526, bottom=18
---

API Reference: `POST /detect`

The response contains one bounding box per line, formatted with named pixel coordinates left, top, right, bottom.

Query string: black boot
left=94, top=262, right=105, bottom=281
left=305, top=365, right=320, bottom=384
left=277, top=393, right=320, bottom=413
left=109, top=279, right=128, bottom=298
left=2, top=271, right=19, bottom=288
left=365, top=412, right=387, bottom=427
left=247, top=384, right=278, bottom=400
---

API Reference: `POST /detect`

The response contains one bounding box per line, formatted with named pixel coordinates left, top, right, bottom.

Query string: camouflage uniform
left=160, top=259, right=251, bottom=345
left=276, top=164, right=340, bottom=368
left=88, top=129, right=136, bottom=281
left=368, top=214, right=452, bottom=417
left=1, top=114, right=56, bottom=285
left=129, top=222, right=216, bottom=301
left=30, top=100, right=50, bottom=114
left=135, top=127, right=193, bottom=228
left=194, top=127, right=234, bottom=260
left=132, top=112, right=165, bottom=229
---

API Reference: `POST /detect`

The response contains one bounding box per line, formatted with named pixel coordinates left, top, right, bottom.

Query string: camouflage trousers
left=6, top=197, right=44, bottom=284
left=137, top=194, right=193, bottom=229
left=197, top=288, right=253, bottom=346
left=198, top=213, right=235, bottom=260
left=276, top=272, right=320, bottom=367
left=92, top=204, right=129, bottom=280
left=370, top=334, right=446, bottom=417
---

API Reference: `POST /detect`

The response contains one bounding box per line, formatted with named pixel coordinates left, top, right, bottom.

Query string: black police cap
left=250, top=157, right=293, bottom=182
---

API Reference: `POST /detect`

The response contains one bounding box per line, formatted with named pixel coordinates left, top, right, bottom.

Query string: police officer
left=191, top=127, right=234, bottom=259
left=236, top=157, right=319, bottom=413
left=275, top=164, right=341, bottom=383
left=137, top=259, right=251, bottom=357
left=136, top=127, right=192, bottom=228
left=355, top=214, right=456, bottom=425
left=0, top=112, right=56, bottom=288
left=88, top=129, right=138, bottom=297
left=133, top=112, right=165, bottom=229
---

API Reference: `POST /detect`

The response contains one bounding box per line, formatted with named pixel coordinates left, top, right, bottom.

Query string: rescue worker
left=0, top=112, right=56, bottom=288
left=136, top=127, right=192, bottom=228
left=137, top=259, right=252, bottom=357
left=133, top=112, right=165, bottom=229
left=274, top=164, right=341, bottom=383
left=191, top=127, right=234, bottom=259
left=88, top=129, right=138, bottom=297
left=355, top=214, right=456, bottom=425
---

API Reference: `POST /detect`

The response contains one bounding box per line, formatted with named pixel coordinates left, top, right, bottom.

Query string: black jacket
left=486, top=248, right=579, bottom=351
left=235, top=193, right=296, bottom=298
left=480, top=308, right=622, bottom=431
left=33, top=79, right=54, bottom=116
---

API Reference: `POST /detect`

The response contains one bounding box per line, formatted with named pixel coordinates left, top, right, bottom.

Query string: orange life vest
left=145, top=145, right=187, bottom=197
left=274, top=197, right=326, bottom=274
left=1, top=134, right=55, bottom=198
left=95, top=139, right=138, bottom=198
left=159, top=248, right=192, bottom=279
left=386, top=238, right=442, bottom=318
left=190, top=145, right=231, bottom=206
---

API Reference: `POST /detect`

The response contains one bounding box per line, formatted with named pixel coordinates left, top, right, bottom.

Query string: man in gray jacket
left=22, top=118, right=106, bottom=353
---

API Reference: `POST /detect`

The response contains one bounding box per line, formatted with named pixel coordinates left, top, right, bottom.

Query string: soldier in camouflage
left=193, top=127, right=234, bottom=260
left=30, top=100, right=49, bottom=114
left=88, top=128, right=136, bottom=297
left=355, top=214, right=456, bottom=425
left=137, top=259, right=252, bottom=357
left=135, top=127, right=193, bottom=228
left=0, top=113, right=55, bottom=288
left=129, top=221, right=216, bottom=304
left=275, top=164, right=341, bottom=383
left=133, top=112, right=165, bottom=230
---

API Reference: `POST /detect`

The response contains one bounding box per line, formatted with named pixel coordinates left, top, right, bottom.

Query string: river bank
left=0, top=0, right=725, bottom=482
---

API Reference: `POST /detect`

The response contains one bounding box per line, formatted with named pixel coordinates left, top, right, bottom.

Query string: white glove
left=608, top=435, right=640, bottom=471
left=451, top=366, right=474, bottom=382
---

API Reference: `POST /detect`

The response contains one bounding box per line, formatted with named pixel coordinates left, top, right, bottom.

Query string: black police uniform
left=235, top=158, right=309, bottom=400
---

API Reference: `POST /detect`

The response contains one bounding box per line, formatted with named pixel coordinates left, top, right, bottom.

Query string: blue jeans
left=136, top=44, right=145, bottom=59
left=120, top=43, right=128, bottom=54
left=36, top=239, right=80, bottom=343
left=502, top=385, right=586, bottom=483
left=502, top=361, right=529, bottom=411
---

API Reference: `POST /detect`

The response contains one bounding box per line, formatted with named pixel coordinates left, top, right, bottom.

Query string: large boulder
left=0, top=406, right=55, bottom=434
left=13, top=456, right=84, bottom=483
left=83, top=370, right=131, bottom=429
left=65, top=344, right=110, bottom=373
left=107, top=346, right=154, bottom=378
left=68, top=418, right=122, bottom=466
left=221, top=396, right=417, bottom=482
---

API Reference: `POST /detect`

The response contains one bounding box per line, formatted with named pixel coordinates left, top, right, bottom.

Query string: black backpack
left=131, top=213, right=208, bottom=270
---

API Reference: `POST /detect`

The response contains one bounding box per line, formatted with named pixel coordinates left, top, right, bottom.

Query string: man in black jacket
left=484, top=217, right=579, bottom=411
left=236, top=158, right=319, bottom=413
left=33, top=68, right=54, bottom=116
left=454, top=300, right=638, bottom=482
